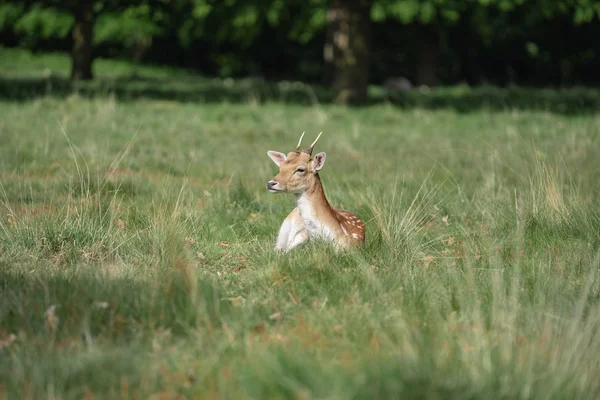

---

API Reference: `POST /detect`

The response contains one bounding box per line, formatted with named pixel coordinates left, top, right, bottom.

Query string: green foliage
left=375, top=0, right=467, bottom=24
left=95, top=5, right=164, bottom=49
left=2, top=0, right=600, bottom=86
left=12, top=4, right=72, bottom=44
left=177, top=1, right=212, bottom=47
left=0, top=2, right=24, bottom=31
left=288, top=3, right=327, bottom=44
left=573, top=0, right=600, bottom=23
left=375, top=0, right=600, bottom=25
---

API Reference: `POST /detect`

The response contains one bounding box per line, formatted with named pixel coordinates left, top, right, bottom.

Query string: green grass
left=1, top=47, right=600, bottom=399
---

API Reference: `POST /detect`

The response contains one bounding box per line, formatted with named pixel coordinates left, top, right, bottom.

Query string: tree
left=5, top=0, right=168, bottom=80
left=2, top=0, right=600, bottom=89
left=324, top=0, right=466, bottom=101
left=325, top=0, right=373, bottom=104
left=373, top=1, right=467, bottom=87
left=24, top=0, right=97, bottom=80
left=183, top=0, right=374, bottom=103
left=70, top=0, right=93, bottom=80
left=69, top=0, right=167, bottom=80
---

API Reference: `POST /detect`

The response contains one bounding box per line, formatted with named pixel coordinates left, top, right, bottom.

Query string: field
left=1, top=47, right=600, bottom=399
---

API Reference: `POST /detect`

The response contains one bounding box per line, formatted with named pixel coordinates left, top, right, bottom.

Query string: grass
left=1, top=47, right=600, bottom=399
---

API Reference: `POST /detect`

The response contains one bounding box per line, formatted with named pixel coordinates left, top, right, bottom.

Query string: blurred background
left=0, top=0, right=599, bottom=105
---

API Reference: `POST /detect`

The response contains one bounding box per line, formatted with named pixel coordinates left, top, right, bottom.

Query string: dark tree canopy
left=1, top=0, right=599, bottom=101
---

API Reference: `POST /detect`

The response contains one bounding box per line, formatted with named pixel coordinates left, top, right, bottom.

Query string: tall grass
left=1, top=50, right=599, bottom=399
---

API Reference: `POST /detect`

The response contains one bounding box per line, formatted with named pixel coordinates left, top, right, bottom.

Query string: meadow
left=1, top=47, right=599, bottom=399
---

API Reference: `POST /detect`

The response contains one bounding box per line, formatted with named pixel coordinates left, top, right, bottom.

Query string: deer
left=266, top=132, right=365, bottom=253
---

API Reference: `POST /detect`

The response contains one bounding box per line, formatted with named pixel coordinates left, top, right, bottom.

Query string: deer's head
left=266, top=132, right=326, bottom=194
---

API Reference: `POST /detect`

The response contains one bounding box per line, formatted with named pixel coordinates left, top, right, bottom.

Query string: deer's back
left=334, top=209, right=366, bottom=244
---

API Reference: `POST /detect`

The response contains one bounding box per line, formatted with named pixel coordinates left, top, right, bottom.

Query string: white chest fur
left=295, top=194, right=337, bottom=242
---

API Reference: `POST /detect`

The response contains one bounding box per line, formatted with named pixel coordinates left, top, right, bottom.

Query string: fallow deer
left=266, top=132, right=365, bottom=252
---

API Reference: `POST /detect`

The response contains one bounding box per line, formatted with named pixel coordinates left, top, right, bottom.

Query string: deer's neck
left=295, top=175, right=337, bottom=237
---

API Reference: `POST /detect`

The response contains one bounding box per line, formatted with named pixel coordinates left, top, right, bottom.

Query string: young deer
left=266, top=132, right=365, bottom=252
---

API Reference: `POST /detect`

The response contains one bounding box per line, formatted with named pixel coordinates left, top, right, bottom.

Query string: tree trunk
left=324, top=0, right=373, bottom=104
left=415, top=26, right=438, bottom=87
left=71, top=0, right=94, bottom=81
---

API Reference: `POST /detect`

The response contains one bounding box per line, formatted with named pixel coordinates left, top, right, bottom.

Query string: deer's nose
left=267, top=181, right=277, bottom=189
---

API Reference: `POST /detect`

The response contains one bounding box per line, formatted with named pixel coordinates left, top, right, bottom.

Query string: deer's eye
left=295, top=167, right=306, bottom=174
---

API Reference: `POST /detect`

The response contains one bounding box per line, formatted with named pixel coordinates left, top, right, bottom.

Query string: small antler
left=303, top=132, right=323, bottom=156
left=293, top=131, right=305, bottom=153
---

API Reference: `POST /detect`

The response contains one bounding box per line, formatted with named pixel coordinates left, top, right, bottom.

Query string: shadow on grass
left=1, top=73, right=599, bottom=114
left=0, top=263, right=231, bottom=341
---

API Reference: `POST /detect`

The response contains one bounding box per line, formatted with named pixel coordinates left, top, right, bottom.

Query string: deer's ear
left=312, top=152, right=326, bottom=171
left=267, top=151, right=287, bottom=166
